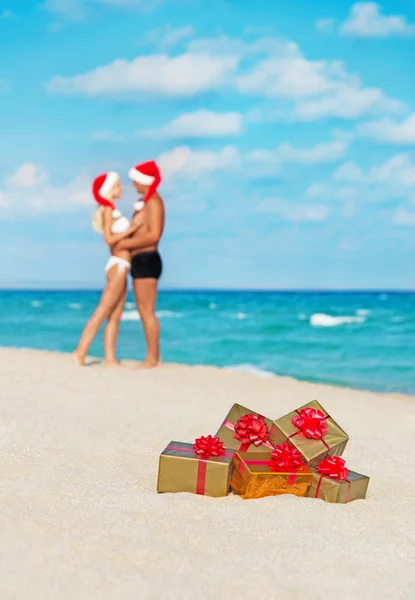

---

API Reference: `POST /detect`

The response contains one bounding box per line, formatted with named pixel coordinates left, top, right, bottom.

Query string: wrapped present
left=215, top=403, right=274, bottom=454
left=306, top=456, right=370, bottom=504
left=157, top=435, right=235, bottom=498
left=269, top=400, right=349, bottom=467
left=231, top=443, right=312, bottom=500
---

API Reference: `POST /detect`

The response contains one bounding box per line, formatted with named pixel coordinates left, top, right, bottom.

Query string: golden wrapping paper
left=269, top=400, right=349, bottom=467
left=306, top=468, right=370, bottom=503
left=157, top=441, right=235, bottom=498
left=230, top=452, right=312, bottom=500
left=215, top=403, right=274, bottom=454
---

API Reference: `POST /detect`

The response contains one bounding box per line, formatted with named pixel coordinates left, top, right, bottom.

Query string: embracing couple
left=73, top=160, right=164, bottom=369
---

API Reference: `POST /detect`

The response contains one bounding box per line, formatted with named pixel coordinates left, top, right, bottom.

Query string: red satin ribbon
left=314, top=456, right=351, bottom=502
left=166, top=438, right=232, bottom=496
left=238, top=443, right=305, bottom=486
left=223, top=413, right=273, bottom=451
left=289, top=407, right=330, bottom=452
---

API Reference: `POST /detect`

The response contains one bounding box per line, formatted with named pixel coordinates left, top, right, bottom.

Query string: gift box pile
left=157, top=400, right=370, bottom=504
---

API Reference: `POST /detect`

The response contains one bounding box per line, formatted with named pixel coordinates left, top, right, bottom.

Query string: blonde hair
left=92, top=206, right=105, bottom=233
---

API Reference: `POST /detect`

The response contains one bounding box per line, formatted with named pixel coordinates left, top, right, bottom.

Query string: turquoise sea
left=0, top=290, right=414, bottom=395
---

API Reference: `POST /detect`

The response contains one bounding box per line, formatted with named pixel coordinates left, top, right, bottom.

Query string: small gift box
left=269, top=400, right=349, bottom=467
left=306, top=456, right=370, bottom=504
left=230, top=443, right=312, bottom=500
left=157, top=435, right=235, bottom=498
left=215, top=403, right=274, bottom=454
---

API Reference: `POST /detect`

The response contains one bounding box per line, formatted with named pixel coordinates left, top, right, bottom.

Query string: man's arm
left=116, top=200, right=164, bottom=251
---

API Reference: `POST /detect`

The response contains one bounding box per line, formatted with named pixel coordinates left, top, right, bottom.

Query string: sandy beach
left=1, top=347, right=414, bottom=599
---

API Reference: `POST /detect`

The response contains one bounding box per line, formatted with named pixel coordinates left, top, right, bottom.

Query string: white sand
left=0, top=348, right=414, bottom=599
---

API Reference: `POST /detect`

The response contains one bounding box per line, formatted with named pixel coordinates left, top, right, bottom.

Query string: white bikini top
left=111, top=209, right=130, bottom=233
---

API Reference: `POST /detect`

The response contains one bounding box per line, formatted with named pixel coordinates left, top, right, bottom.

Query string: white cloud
left=256, top=197, right=330, bottom=221
left=316, top=18, right=335, bottom=33
left=46, top=31, right=404, bottom=123
left=1, top=165, right=91, bottom=215
left=233, top=40, right=404, bottom=121
left=367, top=153, right=415, bottom=187
left=7, top=163, right=49, bottom=187
left=393, top=208, right=415, bottom=227
left=188, top=35, right=299, bottom=59
left=332, top=162, right=363, bottom=182
left=357, top=114, right=415, bottom=144
left=157, top=136, right=348, bottom=182
left=47, top=53, right=239, bottom=98
left=340, top=3, right=415, bottom=38
left=157, top=146, right=241, bottom=180
left=306, top=154, right=415, bottom=208
left=158, top=25, right=195, bottom=50
left=293, top=85, right=404, bottom=121
left=146, top=110, right=242, bottom=139
left=41, top=0, right=85, bottom=20
left=42, top=0, right=149, bottom=21
left=236, top=56, right=333, bottom=98
left=247, top=138, right=348, bottom=170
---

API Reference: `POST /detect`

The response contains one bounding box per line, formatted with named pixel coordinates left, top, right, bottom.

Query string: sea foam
left=310, top=313, right=365, bottom=327
left=226, top=364, right=274, bottom=377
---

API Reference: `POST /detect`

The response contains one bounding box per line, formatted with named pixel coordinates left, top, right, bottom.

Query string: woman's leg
left=72, top=266, right=127, bottom=365
left=133, top=278, right=160, bottom=368
left=103, top=284, right=127, bottom=366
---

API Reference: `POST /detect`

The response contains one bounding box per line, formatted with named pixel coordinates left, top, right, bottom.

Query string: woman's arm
left=116, top=199, right=164, bottom=251
left=103, top=208, right=144, bottom=246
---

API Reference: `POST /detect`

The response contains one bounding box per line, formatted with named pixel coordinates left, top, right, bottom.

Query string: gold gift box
left=306, top=468, right=370, bottom=503
left=269, top=400, right=349, bottom=467
left=157, top=441, right=235, bottom=498
left=230, top=452, right=312, bottom=500
left=215, top=403, right=274, bottom=454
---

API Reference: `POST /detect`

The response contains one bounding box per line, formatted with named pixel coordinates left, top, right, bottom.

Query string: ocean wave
left=121, top=309, right=183, bottom=321
left=356, top=309, right=370, bottom=316
left=121, top=310, right=140, bottom=321
left=209, top=302, right=217, bottom=310
left=125, top=302, right=135, bottom=310
left=157, top=310, right=183, bottom=318
left=225, top=312, right=249, bottom=320
left=310, top=313, right=365, bottom=327
left=69, top=303, right=82, bottom=310
left=226, top=364, right=274, bottom=377
left=31, top=301, right=42, bottom=308
left=298, top=313, right=307, bottom=321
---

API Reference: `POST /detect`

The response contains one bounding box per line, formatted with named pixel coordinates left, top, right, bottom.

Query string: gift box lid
left=161, top=441, right=235, bottom=464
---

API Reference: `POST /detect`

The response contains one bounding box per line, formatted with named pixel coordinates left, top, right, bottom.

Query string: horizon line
left=0, top=287, right=414, bottom=294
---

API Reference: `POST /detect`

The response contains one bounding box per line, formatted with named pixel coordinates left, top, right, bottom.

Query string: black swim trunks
left=130, top=251, right=163, bottom=280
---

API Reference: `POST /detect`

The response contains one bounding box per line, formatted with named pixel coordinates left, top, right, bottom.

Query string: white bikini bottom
left=104, top=256, right=131, bottom=274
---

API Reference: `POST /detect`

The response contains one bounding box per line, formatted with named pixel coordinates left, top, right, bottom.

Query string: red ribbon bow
left=234, top=413, right=269, bottom=447
left=193, top=435, right=225, bottom=459
left=292, top=407, right=328, bottom=440
left=269, top=443, right=305, bottom=485
left=270, top=442, right=304, bottom=470
left=317, top=456, right=348, bottom=480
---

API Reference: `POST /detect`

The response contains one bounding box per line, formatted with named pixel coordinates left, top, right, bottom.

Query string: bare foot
left=138, top=358, right=159, bottom=369
left=104, top=360, right=124, bottom=368
left=72, top=351, right=85, bottom=366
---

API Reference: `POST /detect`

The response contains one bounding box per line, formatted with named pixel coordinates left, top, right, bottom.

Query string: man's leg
left=133, top=278, right=160, bottom=368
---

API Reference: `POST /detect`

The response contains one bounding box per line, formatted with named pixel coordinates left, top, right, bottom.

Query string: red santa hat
left=128, top=160, right=161, bottom=207
left=92, top=171, right=120, bottom=209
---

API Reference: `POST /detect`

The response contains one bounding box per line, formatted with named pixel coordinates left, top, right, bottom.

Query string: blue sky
left=1, top=0, right=414, bottom=289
